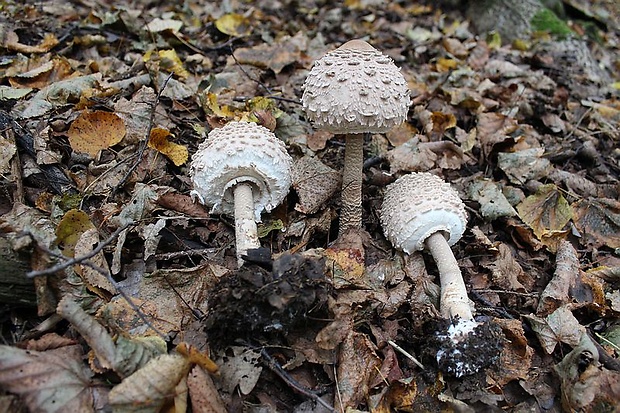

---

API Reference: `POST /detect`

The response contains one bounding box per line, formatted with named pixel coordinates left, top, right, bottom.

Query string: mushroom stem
left=339, top=133, right=364, bottom=236
left=425, top=232, right=474, bottom=320
left=233, top=184, right=261, bottom=266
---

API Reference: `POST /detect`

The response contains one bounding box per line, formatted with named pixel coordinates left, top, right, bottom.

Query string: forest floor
left=0, top=0, right=619, bottom=412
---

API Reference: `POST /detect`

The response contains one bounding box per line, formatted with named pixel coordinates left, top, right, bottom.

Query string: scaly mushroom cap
left=190, top=121, right=293, bottom=221
left=380, top=172, right=467, bottom=254
left=301, top=39, right=410, bottom=134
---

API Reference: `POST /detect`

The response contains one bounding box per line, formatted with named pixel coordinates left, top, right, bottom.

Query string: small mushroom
left=190, top=121, right=293, bottom=266
left=302, top=39, right=409, bottom=236
left=380, top=172, right=501, bottom=377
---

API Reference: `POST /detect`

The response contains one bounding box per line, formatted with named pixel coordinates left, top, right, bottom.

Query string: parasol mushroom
left=380, top=172, right=501, bottom=377
left=302, top=39, right=409, bottom=236
left=190, top=121, right=293, bottom=266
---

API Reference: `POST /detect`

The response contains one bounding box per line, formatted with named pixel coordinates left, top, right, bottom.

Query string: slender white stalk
left=425, top=232, right=473, bottom=320
left=233, top=184, right=260, bottom=267
left=339, top=133, right=363, bottom=236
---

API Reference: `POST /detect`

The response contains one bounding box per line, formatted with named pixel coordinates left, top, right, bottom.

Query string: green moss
left=531, top=8, right=574, bottom=39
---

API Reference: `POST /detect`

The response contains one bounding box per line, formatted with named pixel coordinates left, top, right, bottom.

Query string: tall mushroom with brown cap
left=190, top=121, right=293, bottom=266
left=380, top=172, right=502, bottom=377
left=302, top=39, right=410, bottom=236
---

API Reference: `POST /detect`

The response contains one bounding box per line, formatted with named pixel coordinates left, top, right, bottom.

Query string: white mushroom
left=381, top=172, right=501, bottom=377
left=190, top=121, right=293, bottom=266
left=302, top=39, right=409, bottom=236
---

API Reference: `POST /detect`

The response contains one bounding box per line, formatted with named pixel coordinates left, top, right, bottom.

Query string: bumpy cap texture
left=301, top=39, right=410, bottom=134
left=380, top=172, right=467, bottom=253
left=190, top=121, right=293, bottom=221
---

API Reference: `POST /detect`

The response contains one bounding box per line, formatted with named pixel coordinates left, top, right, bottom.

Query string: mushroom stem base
left=234, top=184, right=261, bottom=266
left=339, top=133, right=364, bottom=236
left=426, top=232, right=473, bottom=320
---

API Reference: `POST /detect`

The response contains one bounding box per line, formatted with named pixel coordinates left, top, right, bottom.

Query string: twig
left=153, top=247, right=219, bottom=261
left=26, top=222, right=133, bottom=278
left=260, top=348, right=335, bottom=412
left=387, top=340, right=424, bottom=370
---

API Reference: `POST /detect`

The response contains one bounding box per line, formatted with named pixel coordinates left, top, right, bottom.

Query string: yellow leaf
left=436, top=57, right=458, bottom=72
left=68, top=110, right=126, bottom=157
left=148, top=127, right=188, bottom=166
left=55, top=209, right=95, bottom=257
left=215, top=13, right=251, bottom=37
left=204, top=92, right=237, bottom=118
left=157, top=49, right=190, bottom=79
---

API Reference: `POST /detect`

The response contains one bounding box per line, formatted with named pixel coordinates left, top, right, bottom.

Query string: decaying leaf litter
left=0, top=0, right=619, bottom=411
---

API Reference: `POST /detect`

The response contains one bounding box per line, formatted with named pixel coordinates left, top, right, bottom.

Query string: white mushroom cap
left=380, top=172, right=467, bottom=254
left=190, top=121, right=293, bottom=221
left=301, top=39, right=410, bottom=134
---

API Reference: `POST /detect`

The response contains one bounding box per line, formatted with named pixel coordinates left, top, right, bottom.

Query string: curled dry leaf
left=108, top=352, right=192, bottom=413
left=466, top=177, right=517, bottom=221
left=292, top=155, right=340, bottom=214
left=497, top=148, right=552, bottom=185
left=68, top=110, right=126, bottom=157
left=0, top=344, right=94, bottom=413
left=73, top=228, right=117, bottom=295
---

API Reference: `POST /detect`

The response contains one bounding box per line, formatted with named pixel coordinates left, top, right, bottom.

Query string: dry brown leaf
left=516, top=184, right=573, bottom=251
left=4, top=31, right=59, bottom=53
left=475, top=112, right=519, bottom=159
left=68, top=110, right=126, bottom=157
left=555, top=334, right=620, bottom=412
left=157, top=191, right=210, bottom=218
left=108, top=352, right=192, bottom=413
left=385, top=136, right=437, bottom=173
left=98, top=297, right=179, bottom=338
left=484, top=243, right=527, bottom=292
left=114, top=86, right=158, bottom=144
left=466, top=178, right=517, bottom=221
left=187, top=365, right=227, bottom=413
left=336, top=331, right=381, bottom=411
left=292, top=155, right=341, bottom=214
left=233, top=32, right=306, bottom=74
left=306, top=130, right=333, bottom=152
left=488, top=318, right=534, bottom=387
left=74, top=228, right=117, bottom=295
left=497, top=148, right=552, bottom=185
left=0, top=344, right=94, bottom=412
left=216, top=346, right=262, bottom=395
left=525, top=306, right=585, bottom=354
left=572, top=197, right=620, bottom=249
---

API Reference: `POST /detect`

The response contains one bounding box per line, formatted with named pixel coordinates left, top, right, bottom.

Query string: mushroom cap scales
left=301, top=39, right=410, bottom=134
left=190, top=121, right=293, bottom=222
left=380, top=172, right=467, bottom=254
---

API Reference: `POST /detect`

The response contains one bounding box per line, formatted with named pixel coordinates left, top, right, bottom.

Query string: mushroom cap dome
left=380, top=172, right=467, bottom=253
left=301, top=39, right=410, bottom=134
left=190, top=121, right=293, bottom=221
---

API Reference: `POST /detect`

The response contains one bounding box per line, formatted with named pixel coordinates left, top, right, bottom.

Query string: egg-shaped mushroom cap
left=301, top=39, right=410, bottom=134
left=380, top=172, right=467, bottom=253
left=190, top=121, right=293, bottom=221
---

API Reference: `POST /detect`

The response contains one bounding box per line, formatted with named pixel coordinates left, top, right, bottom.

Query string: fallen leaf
left=516, top=184, right=572, bottom=251
left=187, top=365, right=227, bottom=413
left=148, top=127, right=189, bottom=166
left=525, top=306, right=585, bottom=354
left=108, top=352, right=192, bottom=413
left=336, top=331, right=381, bottom=411
left=216, top=346, right=262, bottom=395
left=292, top=155, right=341, bottom=214
left=114, top=86, right=158, bottom=144
left=466, top=177, right=518, bottom=221
left=233, top=32, right=306, bottom=74
left=572, top=197, right=620, bottom=249
left=488, top=318, right=534, bottom=386
left=476, top=112, right=519, bottom=160
left=497, top=148, right=552, bottom=184
left=484, top=243, right=527, bottom=291
left=145, top=49, right=190, bottom=79
left=385, top=136, right=437, bottom=173
left=16, top=73, right=101, bottom=118
left=68, top=110, right=126, bottom=157
left=215, top=13, right=251, bottom=37
left=73, top=228, right=117, bottom=296
left=145, top=18, right=183, bottom=33
left=0, top=344, right=94, bottom=412
left=0, top=134, right=17, bottom=176
left=554, top=334, right=620, bottom=412
left=4, top=31, right=59, bottom=53
left=53, top=210, right=94, bottom=255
